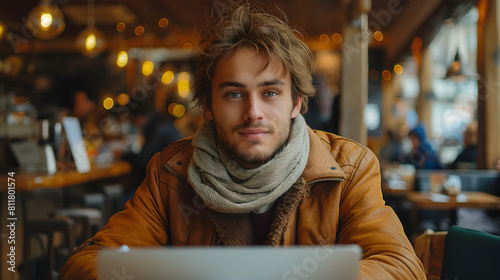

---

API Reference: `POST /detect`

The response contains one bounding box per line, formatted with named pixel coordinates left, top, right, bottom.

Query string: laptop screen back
left=98, top=245, right=361, bottom=280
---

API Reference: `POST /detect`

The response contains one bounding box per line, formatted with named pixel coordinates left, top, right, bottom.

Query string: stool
left=53, top=208, right=102, bottom=245
left=23, top=217, right=75, bottom=280
left=21, top=189, right=102, bottom=280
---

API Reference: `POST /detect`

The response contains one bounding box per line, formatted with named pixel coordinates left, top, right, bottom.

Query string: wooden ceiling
left=1, top=0, right=451, bottom=66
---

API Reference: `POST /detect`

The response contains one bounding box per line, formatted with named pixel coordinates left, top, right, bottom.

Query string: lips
left=238, top=129, right=269, bottom=139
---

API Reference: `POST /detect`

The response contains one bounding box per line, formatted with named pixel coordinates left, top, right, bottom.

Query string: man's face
left=205, top=47, right=301, bottom=169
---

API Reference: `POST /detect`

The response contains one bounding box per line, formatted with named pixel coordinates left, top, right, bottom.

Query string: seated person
left=122, top=100, right=183, bottom=194
left=451, top=121, right=477, bottom=169
left=401, top=123, right=443, bottom=169
left=60, top=3, right=425, bottom=280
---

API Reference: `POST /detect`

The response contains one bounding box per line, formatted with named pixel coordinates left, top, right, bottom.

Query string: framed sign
left=62, top=116, right=91, bottom=173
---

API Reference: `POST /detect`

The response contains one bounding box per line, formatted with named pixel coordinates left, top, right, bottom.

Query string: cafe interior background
left=1, top=0, right=500, bottom=279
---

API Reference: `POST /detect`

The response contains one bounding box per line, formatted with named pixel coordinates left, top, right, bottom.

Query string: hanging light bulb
left=76, top=0, right=106, bottom=57
left=26, top=0, right=65, bottom=40
left=76, top=27, right=106, bottom=57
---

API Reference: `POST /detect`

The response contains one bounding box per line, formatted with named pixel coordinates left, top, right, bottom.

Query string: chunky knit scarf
left=188, top=114, right=310, bottom=214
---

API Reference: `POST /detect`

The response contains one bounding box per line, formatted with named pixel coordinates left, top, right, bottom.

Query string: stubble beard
left=214, top=119, right=294, bottom=168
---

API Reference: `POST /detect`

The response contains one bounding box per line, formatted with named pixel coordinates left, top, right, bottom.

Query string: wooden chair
left=414, top=229, right=447, bottom=280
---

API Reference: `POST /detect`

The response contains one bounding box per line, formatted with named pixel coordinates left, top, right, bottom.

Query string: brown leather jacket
left=59, top=128, right=425, bottom=280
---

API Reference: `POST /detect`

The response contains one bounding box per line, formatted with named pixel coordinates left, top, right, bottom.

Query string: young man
left=60, top=3, right=425, bottom=279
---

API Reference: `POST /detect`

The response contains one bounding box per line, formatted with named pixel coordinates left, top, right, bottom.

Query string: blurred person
left=400, top=123, right=443, bottom=169
left=60, top=3, right=425, bottom=280
left=71, top=89, right=99, bottom=133
left=451, top=121, right=478, bottom=169
left=123, top=99, right=183, bottom=188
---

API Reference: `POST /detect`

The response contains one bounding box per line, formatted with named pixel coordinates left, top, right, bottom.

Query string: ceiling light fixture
left=76, top=0, right=106, bottom=57
left=26, top=0, right=65, bottom=40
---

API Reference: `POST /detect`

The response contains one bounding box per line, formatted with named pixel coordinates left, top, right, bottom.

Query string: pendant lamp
left=76, top=0, right=106, bottom=57
left=26, top=0, right=65, bottom=40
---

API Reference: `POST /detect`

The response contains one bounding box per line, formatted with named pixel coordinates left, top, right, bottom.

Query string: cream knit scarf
left=188, top=114, right=309, bottom=214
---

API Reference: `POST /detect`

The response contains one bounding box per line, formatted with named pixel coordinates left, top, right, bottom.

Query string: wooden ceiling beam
left=382, top=0, right=445, bottom=66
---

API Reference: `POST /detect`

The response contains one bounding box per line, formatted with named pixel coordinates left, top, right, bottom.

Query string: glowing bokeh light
left=178, top=72, right=190, bottom=81
left=168, top=103, right=177, bottom=115
left=116, top=51, right=128, bottom=68
left=135, top=26, right=144, bottom=36
left=162, top=71, right=175, bottom=85
left=103, top=97, right=114, bottom=110
left=172, top=104, right=186, bottom=118
left=117, top=93, right=129, bottom=106
left=40, top=13, right=53, bottom=29
left=373, top=31, right=384, bottom=42
left=85, top=34, right=97, bottom=50
left=319, top=34, right=329, bottom=44
left=142, top=61, right=154, bottom=76
left=159, top=18, right=169, bottom=28
left=116, top=22, right=126, bottom=32
left=332, top=33, right=342, bottom=44
left=382, top=70, right=392, bottom=81
left=178, top=80, right=190, bottom=97
left=394, top=64, right=404, bottom=75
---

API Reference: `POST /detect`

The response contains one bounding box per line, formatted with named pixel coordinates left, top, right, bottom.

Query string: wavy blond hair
left=193, top=1, right=315, bottom=114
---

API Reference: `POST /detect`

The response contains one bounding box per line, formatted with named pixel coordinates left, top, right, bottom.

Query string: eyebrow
left=218, top=79, right=285, bottom=89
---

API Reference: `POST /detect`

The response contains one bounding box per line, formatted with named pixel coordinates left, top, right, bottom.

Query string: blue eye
left=264, top=91, right=278, bottom=97
left=227, top=91, right=242, bottom=98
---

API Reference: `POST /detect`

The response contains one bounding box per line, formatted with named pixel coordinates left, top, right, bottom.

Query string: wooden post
left=477, top=0, right=500, bottom=169
left=340, top=1, right=370, bottom=145
left=415, top=47, right=433, bottom=134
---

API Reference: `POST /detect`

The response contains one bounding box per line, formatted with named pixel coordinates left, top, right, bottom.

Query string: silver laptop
left=98, top=245, right=361, bottom=280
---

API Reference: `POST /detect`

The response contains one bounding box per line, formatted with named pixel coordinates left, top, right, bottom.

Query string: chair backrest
left=440, top=226, right=500, bottom=280
left=414, top=229, right=447, bottom=280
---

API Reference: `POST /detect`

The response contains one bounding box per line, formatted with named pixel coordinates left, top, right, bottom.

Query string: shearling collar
left=211, top=177, right=309, bottom=246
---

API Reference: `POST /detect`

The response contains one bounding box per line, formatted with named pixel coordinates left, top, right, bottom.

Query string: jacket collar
left=301, top=127, right=345, bottom=183
left=166, top=126, right=345, bottom=183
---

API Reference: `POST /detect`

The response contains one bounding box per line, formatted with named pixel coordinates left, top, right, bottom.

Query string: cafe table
left=407, top=191, right=500, bottom=236
left=0, top=161, right=131, bottom=280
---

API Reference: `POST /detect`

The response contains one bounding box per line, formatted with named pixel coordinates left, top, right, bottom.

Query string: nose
left=243, top=95, right=264, bottom=121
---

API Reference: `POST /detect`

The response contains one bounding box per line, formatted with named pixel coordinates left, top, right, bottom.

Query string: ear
left=291, top=96, right=302, bottom=119
left=203, top=104, right=214, bottom=120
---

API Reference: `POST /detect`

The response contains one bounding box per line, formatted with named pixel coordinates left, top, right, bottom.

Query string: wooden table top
left=407, top=191, right=500, bottom=209
left=0, top=161, right=131, bottom=192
